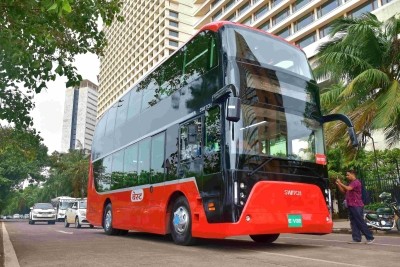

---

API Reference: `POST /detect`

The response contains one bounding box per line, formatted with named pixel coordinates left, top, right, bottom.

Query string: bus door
left=202, top=106, right=224, bottom=223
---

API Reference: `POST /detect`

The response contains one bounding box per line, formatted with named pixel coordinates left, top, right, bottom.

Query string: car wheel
left=75, top=217, right=81, bottom=228
left=89, top=224, right=94, bottom=228
left=103, top=203, right=119, bottom=235
left=64, top=218, right=70, bottom=228
left=249, top=234, right=280, bottom=243
left=170, top=196, right=195, bottom=245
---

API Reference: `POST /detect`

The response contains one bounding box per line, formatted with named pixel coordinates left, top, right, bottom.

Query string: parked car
left=13, top=214, right=20, bottom=219
left=29, top=203, right=56, bottom=224
left=64, top=199, right=93, bottom=228
left=23, top=214, right=30, bottom=219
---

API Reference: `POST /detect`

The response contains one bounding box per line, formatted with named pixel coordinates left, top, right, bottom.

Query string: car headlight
left=79, top=210, right=86, bottom=216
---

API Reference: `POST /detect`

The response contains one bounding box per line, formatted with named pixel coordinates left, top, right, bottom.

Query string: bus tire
left=103, top=203, right=119, bottom=235
left=250, top=234, right=280, bottom=243
left=64, top=219, right=69, bottom=228
left=170, top=196, right=195, bottom=246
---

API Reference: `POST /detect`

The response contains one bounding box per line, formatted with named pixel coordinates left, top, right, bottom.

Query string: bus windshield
left=225, top=26, right=313, bottom=79
left=237, top=105, right=324, bottom=164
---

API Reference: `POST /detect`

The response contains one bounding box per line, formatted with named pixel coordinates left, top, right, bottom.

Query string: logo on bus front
left=131, top=189, right=144, bottom=202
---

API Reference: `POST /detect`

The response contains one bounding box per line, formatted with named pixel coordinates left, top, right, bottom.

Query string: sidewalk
left=333, top=219, right=400, bottom=236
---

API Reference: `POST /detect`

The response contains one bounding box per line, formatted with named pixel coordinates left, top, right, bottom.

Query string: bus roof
left=199, top=21, right=300, bottom=51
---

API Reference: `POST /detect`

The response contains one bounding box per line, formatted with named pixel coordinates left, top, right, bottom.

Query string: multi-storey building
left=61, top=80, right=98, bottom=153
left=98, top=0, right=399, bottom=115
left=193, top=0, right=398, bottom=58
left=98, top=0, right=198, bottom=117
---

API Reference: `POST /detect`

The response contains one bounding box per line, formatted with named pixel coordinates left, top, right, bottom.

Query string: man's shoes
left=347, top=240, right=362, bottom=244
left=365, top=239, right=375, bottom=244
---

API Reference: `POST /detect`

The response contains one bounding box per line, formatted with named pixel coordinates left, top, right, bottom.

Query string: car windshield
left=78, top=201, right=87, bottom=209
left=34, top=203, right=53, bottom=209
left=60, top=201, right=72, bottom=210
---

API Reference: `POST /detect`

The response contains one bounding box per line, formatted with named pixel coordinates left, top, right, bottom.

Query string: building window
left=169, top=30, right=179, bottom=38
left=169, top=10, right=178, bottom=18
left=212, top=9, right=222, bottom=21
left=271, top=0, right=283, bottom=7
left=272, top=7, right=290, bottom=25
left=169, top=20, right=178, bottom=28
left=294, top=13, right=314, bottom=32
left=211, top=0, right=222, bottom=9
left=293, top=0, right=311, bottom=12
left=382, top=0, right=392, bottom=4
left=225, top=0, right=235, bottom=11
left=227, top=13, right=236, bottom=21
left=348, top=0, right=379, bottom=18
left=319, top=22, right=333, bottom=38
left=317, top=0, right=341, bottom=18
left=243, top=17, right=252, bottom=26
left=296, top=32, right=317, bottom=48
left=169, top=40, right=179, bottom=47
left=276, top=26, right=291, bottom=38
left=255, top=5, right=268, bottom=20
left=260, top=21, right=270, bottom=31
left=238, top=2, right=250, bottom=16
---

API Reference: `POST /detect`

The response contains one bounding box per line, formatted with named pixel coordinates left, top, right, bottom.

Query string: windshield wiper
left=247, top=157, right=274, bottom=177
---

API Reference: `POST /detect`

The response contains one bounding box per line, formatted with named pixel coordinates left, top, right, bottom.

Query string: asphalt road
left=2, top=220, right=400, bottom=267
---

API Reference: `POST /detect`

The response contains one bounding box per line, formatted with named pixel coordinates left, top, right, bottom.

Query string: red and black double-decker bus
left=87, top=21, right=357, bottom=245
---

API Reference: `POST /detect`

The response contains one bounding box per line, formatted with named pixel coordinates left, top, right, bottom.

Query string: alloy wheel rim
left=172, top=206, right=189, bottom=235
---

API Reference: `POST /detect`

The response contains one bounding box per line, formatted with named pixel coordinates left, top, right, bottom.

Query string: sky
left=30, top=53, right=100, bottom=154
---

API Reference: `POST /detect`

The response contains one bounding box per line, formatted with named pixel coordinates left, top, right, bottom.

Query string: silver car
left=64, top=199, right=93, bottom=228
left=29, top=203, right=56, bottom=224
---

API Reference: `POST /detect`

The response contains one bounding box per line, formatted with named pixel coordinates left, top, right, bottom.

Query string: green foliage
left=0, top=126, right=48, bottom=211
left=0, top=0, right=123, bottom=128
left=315, top=13, right=400, bottom=148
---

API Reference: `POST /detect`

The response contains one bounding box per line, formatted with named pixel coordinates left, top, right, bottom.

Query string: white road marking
left=280, top=236, right=400, bottom=248
left=2, top=222, right=20, bottom=267
left=56, top=230, right=73, bottom=235
left=243, top=248, right=366, bottom=267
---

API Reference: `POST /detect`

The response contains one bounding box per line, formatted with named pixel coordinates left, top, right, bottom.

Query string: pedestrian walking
left=336, top=170, right=375, bottom=244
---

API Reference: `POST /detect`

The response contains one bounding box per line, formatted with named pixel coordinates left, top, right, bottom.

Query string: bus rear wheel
left=103, top=203, right=120, bottom=235
left=250, top=234, right=280, bottom=243
left=170, top=196, right=195, bottom=246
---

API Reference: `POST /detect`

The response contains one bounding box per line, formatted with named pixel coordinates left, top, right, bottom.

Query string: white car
left=13, top=214, right=20, bottom=219
left=64, top=199, right=93, bottom=228
left=29, top=203, right=56, bottom=224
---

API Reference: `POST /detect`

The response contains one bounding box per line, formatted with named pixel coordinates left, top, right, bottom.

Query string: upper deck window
left=225, top=26, right=313, bottom=79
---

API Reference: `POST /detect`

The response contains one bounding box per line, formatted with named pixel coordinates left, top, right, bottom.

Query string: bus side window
left=151, top=132, right=165, bottom=184
left=93, top=156, right=111, bottom=192
left=183, top=31, right=217, bottom=84
left=110, top=149, right=125, bottom=190
left=124, top=143, right=138, bottom=186
left=204, top=106, right=221, bottom=174
left=138, top=138, right=151, bottom=185
left=180, top=117, right=202, bottom=161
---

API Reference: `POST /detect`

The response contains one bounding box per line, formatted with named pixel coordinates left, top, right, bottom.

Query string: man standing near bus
left=336, top=170, right=375, bottom=244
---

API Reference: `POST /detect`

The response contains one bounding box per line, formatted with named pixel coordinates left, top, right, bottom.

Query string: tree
left=0, top=0, right=123, bottom=128
left=314, top=13, right=400, bottom=148
left=0, top=126, right=48, bottom=210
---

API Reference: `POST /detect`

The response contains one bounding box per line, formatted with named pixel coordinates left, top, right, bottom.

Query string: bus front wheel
left=170, top=196, right=195, bottom=246
left=250, top=234, right=280, bottom=243
left=103, top=203, right=119, bottom=235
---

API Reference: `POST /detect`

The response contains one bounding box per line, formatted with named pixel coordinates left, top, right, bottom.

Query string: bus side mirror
left=348, top=127, right=358, bottom=147
left=226, top=97, right=240, bottom=122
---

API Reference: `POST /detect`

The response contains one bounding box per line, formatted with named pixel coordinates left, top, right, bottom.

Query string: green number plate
left=288, top=214, right=302, bottom=228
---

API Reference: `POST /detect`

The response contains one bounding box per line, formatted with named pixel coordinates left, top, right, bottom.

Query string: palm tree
left=314, top=13, right=400, bottom=148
